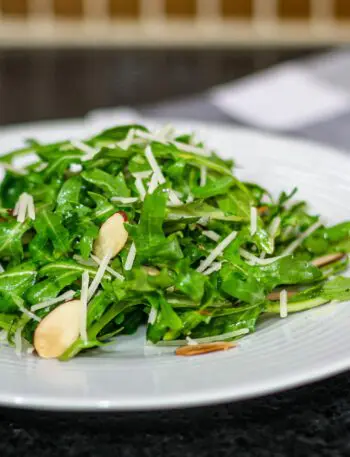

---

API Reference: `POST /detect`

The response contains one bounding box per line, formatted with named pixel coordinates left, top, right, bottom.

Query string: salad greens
left=0, top=124, right=349, bottom=360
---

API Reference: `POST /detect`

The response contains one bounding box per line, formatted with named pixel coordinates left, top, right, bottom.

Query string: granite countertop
left=0, top=47, right=348, bottom=457
left=1, top=371, right=350, bottom=457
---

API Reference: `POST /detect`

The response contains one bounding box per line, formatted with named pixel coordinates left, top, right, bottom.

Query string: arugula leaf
left=0, top=219, right=31, bottom=260
left=192, top=176, right=235, bottom=199
left=81, top=169, right=130, bottom=198
left=34, top=210, right=71, bottom=255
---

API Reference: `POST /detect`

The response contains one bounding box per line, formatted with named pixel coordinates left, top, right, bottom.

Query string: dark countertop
left=1, top=47, right=348, bottom=457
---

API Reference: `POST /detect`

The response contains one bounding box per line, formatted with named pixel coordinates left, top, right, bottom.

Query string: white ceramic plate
left=0, top=118, right=349, bottom=411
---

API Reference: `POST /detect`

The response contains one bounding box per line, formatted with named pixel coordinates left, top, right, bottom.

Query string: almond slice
left=312, top=253, right=345, bottom=268
left=175, top=341, right=236, bottom=356
left=258, top=206, right=269, bottom=215
left=93, top=212, right=128, bottom=259
left=34, top=300, right=82, bottom=359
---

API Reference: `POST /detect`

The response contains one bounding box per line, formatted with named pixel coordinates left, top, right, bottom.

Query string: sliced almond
left=176, top=341, right=235, bottom=356
left=34, top=300, right=82, bottom=359
left=93, top=212, right=128, bottom=259
left=267, top=290, right=298, bottom=301
left=258, top=206, right=269, bottom=215
left=312, top=252, right=345, bottom=268
left=143, top=266, right=160, bottom=276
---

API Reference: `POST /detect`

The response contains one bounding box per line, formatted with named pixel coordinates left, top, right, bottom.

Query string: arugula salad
left=0, top=123, right=349, bottom=360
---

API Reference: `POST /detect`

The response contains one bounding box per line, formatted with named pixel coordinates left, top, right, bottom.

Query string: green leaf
left=39, top=260, right=109, bottom=281
left=192, top=176, right=235, bottom=199
left=0, top=219, right=31, bottom=260
left=34, top=210, right=71, bottom=255
left=191, top=303, right=262, bottom=338
left=81, top=169, right=129, bottom=198
left=221, top=271, right=265, bottom=305
left=174, top=259, right=206, bottom=302
left=56, top=176, right=82, bottom=207
left=168, top=200, right=246, bottom=222
left=0, top=262, right=37, bottom=296
left=322, top=276, right=350, bottom=301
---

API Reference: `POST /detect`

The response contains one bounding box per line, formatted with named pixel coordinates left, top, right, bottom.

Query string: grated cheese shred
left=90, top=254, right=125, bottom=281
left=197, top=230, right=238, bottom=273
left=31, top=290, right=76, bottom=312
left=148, top=306, right=158, bottom=325
left=135, top=177, right=147, bottom=200
left=14, top=327, right=23, bottom=357
left=144, top=145, right=166, bottom=184
left=202, top=230, right=221, bottom=242
left=124, top=242, right=136, bottom=271
left=200, top=166, right=207, bottom=187
left=71, top=140, right=98, bottom=161
left=250, top=206, right=257, bottom=236
left=240, top=248, right=288, bottom=266
left=147, top=172, right=159, bottom=194
left=282, top=221, right=322, bottom=256
left=111, top=197, right=138, bottom=204
left=87, top=249, right=113, bottom=302
left=202, top=262, right=222, bottom=276
left=80, top=271, right=89, bottom=343
left=280, top=289, right=288, bottom=318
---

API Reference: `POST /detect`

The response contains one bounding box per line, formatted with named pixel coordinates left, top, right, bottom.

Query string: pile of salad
left=0, top=123, right=349, bottom=360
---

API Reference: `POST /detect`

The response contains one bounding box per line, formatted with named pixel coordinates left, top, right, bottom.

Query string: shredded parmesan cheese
left=186, top=194, right=194, bottom=204
left=134, top=129, right=167, bottom=144
left=269, top=216, right=281, bottom=238
left=202, top=262, right=222, bottom=276
left=200, top=166, right=207, bottom=187
left=16, top=193, right=29, bottom=223
left=282, top=221, right=322, bottom=256
left=202, top=230, right=221, bottom=242
left=13, top=192, right=35, bottom=223
left=71, top=140, right=98, bottom=161
left=111, top=197, right=138, bottom=204
left=172, top=141, right=210, bottom=157
left=148, top=306, right=158, bottom=325
left=117, top=128, right=135, bottom=150
left=239, top=248, right=287, bottom=266
left=0, top=162, right=27, bottom=175
left=198, top=217, right=209, bottom=226
left=80, top=271, right=89, bottom=342
left=167, top=189, right=183, bottom=207
left=90, top=254, right=125, bottom=281
left=132, top=171, right=152, bottom=179
left=197, top=230, right=238, bottom=273
left=156, top=124, right=175, bottom=142
left=14, top=327, right=22, bottom=357
left=147, top=172, right=159, bottom=194
left=124, top=242, right=136, bottom=271
left=31, top=290, right=76, bottom=312
left=26, top=194, right=36, bottom=220
left=280, top=289, right=288, bottom=318
left=250, top=206, right=257, bottom=236
left=87, top=249, right=113, bottom=302
left=135, top=177, right=146, bottom=200
left=144, top=145, right=166, bottom=185
left=261, top=216, right=281, bottom=259
left=17, top=303, right=41, bottom=322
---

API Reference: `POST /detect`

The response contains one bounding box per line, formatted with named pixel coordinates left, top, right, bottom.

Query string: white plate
left=0, top=118, right=349, bottom=411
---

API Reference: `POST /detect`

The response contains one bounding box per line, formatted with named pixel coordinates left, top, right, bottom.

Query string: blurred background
left=0, top=0, right=348, bottom=127
left=0, top=0, right=350, bottom=46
